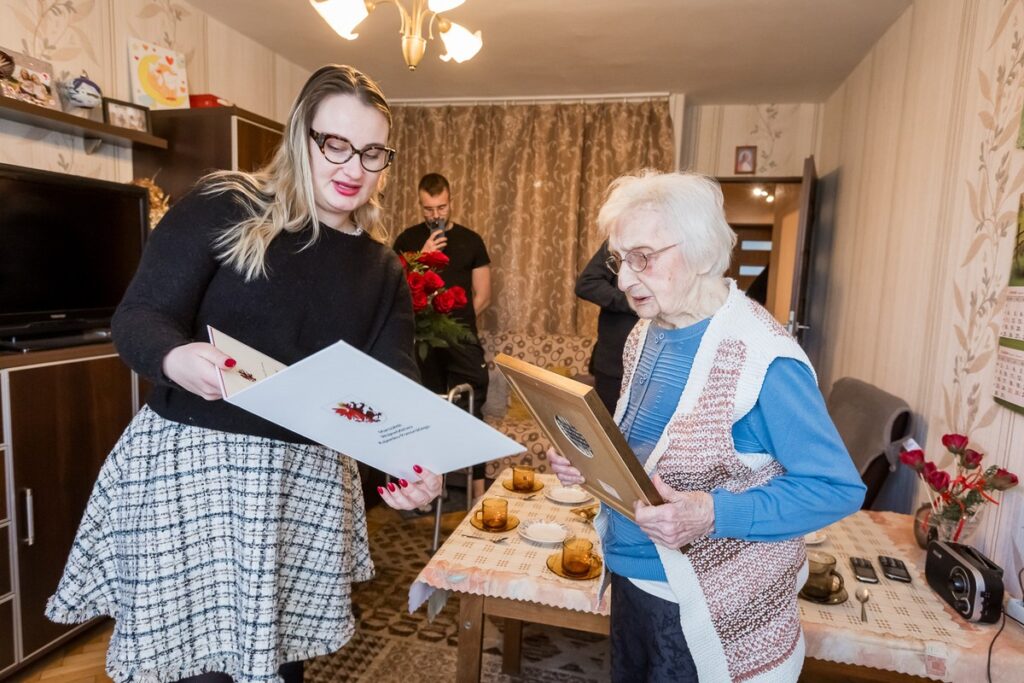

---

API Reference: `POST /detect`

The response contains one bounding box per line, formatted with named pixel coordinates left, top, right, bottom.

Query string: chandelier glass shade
left=310, top=0, right=483, bottom=70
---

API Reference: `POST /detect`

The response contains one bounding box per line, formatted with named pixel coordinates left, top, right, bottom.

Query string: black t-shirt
left=393, top=222, right=490, bottom=330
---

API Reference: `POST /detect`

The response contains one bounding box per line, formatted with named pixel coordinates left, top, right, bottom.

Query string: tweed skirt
left=46, top=406, right=374, bottom=683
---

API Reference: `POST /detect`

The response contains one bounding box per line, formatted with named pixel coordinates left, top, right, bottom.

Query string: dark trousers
left=417, top=341, right=490, bottom=478
left=175, top=661, right=302, bottom=683
left=610, top=573, right=698, bottom=682
left=594, top=371, right=622, bottom=416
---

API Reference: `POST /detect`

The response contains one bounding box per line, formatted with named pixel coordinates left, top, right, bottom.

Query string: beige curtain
left=381, top=100, right=674, bottom=336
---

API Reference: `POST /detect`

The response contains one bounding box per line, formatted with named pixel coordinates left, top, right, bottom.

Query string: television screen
left=0, top=162, right=148, bottom=342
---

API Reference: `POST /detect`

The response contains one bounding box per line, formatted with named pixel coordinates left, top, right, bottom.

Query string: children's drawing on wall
left=128, top=38, right=189, bottom=110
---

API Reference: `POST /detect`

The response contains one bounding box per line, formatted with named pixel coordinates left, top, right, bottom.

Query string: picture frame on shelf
left=102, top=97, right=151, bottom=133
left=0, top=46, right=59, bottom=110
left=735, top=145, right=757, bottom=175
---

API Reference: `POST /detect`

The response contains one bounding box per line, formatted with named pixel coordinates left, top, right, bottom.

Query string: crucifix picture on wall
left=735, top=145, right=757, bottom=174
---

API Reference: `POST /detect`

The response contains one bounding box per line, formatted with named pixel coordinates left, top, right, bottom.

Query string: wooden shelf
left=0, top=96, right=167, bottom=152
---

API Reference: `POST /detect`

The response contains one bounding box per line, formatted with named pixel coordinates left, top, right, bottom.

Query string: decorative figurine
left=60, top=71, right=102, bottom=109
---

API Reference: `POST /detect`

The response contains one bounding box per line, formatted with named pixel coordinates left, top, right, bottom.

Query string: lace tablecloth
left=802, top=510, right=1024, bottom=681
left=409, top=472, right=609, bottom=617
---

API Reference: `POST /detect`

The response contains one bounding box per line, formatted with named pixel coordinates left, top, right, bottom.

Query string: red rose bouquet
left=400, top=250, right=474, bottom=360
left=900, top=433, right=1018, bottom=542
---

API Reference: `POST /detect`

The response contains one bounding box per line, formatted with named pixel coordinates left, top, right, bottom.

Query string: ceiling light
left=752, top=187, right=764, bottom=197
left=765, top=195, right=775, bottom=203
left=310, top=0, right=483, bottom=70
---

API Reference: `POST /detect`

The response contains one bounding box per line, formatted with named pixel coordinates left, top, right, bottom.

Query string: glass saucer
left=502, top=479, right=544, bottom=493
left=546, top=552, right=602, bottom=580
left=469, top=514, right=520, bottom=533
left=799, top=586, right=848, bottom=605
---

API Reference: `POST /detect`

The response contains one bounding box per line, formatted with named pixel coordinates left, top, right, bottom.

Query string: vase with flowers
left=900, top=433, right=1018, bottom=544
left=400, top=250, right=474, bottom=361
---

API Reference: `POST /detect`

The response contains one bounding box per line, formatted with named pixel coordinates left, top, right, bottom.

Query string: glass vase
left=935, top=510, right=983, bottom=544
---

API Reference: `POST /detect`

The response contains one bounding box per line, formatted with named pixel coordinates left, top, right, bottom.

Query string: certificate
left=495, top=353, right=663, bottom=520
left=208, top=326, right=524, bottom=479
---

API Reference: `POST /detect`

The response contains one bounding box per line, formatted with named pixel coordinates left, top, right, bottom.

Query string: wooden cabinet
left=0, top=346, right=135, bottom=676
left=133, top=106, right=284, bottom=203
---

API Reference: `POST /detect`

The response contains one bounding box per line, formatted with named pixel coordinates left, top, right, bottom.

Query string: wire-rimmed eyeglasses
left=309, top=129, right=396, bottom=172
left=604, top=242, right=682, bottom=274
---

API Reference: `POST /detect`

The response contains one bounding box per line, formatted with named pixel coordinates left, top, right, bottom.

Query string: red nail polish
left=413, top=464, right=423, bottom=474
left=387, top=482, right=396, bottom=492
left=399, top=478, right=409, bottom=488
left=377, top=486, right=384, bottom=495
left=225, top=358, right=237, bottom=368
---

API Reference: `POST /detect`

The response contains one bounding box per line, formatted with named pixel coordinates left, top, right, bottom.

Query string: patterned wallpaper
left=0, top=0, right=306, bottom=180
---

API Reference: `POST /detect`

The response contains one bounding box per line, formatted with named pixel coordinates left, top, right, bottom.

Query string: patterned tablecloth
left=409, top=477, right=1024, bottom=682
left=408, top=472, right=609, bottom=617
left=802, top=510, right=1024, bottom=681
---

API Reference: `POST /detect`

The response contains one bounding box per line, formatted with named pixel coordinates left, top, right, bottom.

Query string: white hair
left=596, top=170, right=736, bottom=277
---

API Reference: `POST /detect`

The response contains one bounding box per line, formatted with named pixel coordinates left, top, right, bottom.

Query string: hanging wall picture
left=128, top=38, right=190, bottom=110
left=993, top=193, right=1024, bottom=415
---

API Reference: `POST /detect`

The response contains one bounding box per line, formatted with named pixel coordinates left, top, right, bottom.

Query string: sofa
left=479, top=331, right=596, bottom=478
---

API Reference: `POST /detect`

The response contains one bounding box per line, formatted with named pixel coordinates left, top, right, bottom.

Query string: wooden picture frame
left=102, top=97, right=151, bottom=133
left=735, top=145, right=757, bottom=175
left=0, top=47, right=58, bottom=110
left=495, top=354, right=663, bottom=521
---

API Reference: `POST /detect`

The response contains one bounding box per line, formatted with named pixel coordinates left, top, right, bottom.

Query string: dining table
left=408, top=470, right=1024, bottom=682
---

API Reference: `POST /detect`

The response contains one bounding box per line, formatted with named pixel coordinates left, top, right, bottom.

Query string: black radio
left=925, top=540, right=1003, bottom=623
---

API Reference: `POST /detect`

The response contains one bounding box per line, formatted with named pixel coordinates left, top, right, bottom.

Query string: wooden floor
left=12, top=622, right=114, bottom=683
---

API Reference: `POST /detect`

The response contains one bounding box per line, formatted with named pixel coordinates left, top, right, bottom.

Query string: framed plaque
left=495, top=353, right=663, bottom=520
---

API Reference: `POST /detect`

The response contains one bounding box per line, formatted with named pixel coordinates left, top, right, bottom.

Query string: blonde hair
left=202, top=64, right=393, bottom=281
left=597, top=170, right=736, bottom=277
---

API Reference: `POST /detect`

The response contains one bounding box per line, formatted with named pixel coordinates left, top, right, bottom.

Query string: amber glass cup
left=474, top=498, right=508, bottom=530
left=804, top=550, right=844, bottom=598
left=561, top=537, right=595, bottom=576
left=512, top=465, right=536, bottom=492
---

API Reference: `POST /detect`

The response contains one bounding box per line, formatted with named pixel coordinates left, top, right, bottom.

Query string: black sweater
left=112, top=187, right=418, bottom=444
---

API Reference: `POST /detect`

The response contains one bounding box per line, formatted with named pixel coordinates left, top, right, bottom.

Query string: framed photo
left=735, top=145, right=757, bottom=174
left=0, top=46, right=59, bottom=110
left=495, top=354, right=666, bottom=522
left=102, top=97, right=151, bottom=133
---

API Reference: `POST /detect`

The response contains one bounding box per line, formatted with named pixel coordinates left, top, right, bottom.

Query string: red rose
left=899, top=449, right=926, bottom=471
left=448, top=285, right=468, bottom=309
left=921, top=461, right=938, bottom=478
left=432, top=288, right=456, bottom=314
left=398, top=253, right=408, bottom=269
left=411, top=288, right=429, bottom=312
left=990, top=468, right=1019, bottom=491
left=962, top=448, right=984, bottom=470
left=418, top=251, right=450, bottom=269
left=926, top=469, right=951, bottom=493
left=422, top=270, right=444, bottom=294
left=407, top=271, right=425, bottom=295
left=941, top=433, right=969, bottom=454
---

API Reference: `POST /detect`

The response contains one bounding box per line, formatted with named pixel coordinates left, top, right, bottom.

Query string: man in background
left=394, top=173, right=492, bottom=496
left=575, top=240, right=638, bottom=413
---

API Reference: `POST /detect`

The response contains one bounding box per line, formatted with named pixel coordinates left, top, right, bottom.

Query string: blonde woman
left=46, top=65, right=441, bottom=683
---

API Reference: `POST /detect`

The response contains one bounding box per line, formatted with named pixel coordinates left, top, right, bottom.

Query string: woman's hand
left=162, top=342, right=236, bottom=400
left=634, top=475, right=715, bottom=548
left=547, top=446, right=585, bottom=486
left=379, top=465, right=443, bottom=510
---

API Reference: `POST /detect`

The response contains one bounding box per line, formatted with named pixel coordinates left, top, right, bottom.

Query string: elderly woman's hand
left=546, top=447, right=585, bottom=487
left=379, top=465, right=443, bottom=511
left=634, top=475, right=715, bottom=548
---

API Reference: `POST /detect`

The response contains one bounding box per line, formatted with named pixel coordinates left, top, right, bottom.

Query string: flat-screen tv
left=0, top=162, right=148, bottom=347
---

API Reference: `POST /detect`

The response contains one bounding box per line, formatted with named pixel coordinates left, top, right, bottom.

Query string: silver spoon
left=461, top=533, right=508, bottom=544
left=855, top=588, right=870, bottom=622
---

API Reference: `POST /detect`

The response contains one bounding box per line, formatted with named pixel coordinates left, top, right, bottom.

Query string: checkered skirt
left=46, top=406, right=374, bottom=683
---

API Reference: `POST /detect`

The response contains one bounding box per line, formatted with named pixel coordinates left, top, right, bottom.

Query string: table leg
left=457, top=593, right=485, bottom=683
left=502, top=618, right=523, bottom=675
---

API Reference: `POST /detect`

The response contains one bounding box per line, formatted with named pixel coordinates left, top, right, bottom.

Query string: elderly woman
left=549, top=171, right=865, bottom=682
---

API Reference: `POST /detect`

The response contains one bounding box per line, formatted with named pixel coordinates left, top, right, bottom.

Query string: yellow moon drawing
left=137, top=53, right=184, bottom=107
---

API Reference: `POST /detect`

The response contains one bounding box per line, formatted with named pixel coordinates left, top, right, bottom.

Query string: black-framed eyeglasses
left=309, top=129, right=395, bottom=172
left=605, top=242, right=682, bottom=274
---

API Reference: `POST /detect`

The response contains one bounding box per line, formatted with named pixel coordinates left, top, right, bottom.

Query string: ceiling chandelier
left=310, top=0, right=483, bottom=71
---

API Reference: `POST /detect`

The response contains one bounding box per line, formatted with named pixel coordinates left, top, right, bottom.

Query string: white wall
left=0, top=0, right=310, bottom=181
left=817, top=0, right=1024, bottom=592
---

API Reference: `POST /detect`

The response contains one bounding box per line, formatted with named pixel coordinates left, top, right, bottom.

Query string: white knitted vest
left=614, top=280, right=810, bottom=682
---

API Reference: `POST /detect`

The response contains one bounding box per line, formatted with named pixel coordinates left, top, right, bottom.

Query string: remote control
left=850, top=556, right=879, bottom=583
left=878, top=555, right=912, bottom=583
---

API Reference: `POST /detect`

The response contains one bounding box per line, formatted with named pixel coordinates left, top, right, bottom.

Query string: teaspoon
left=855, top=588, right=870, bottom=622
